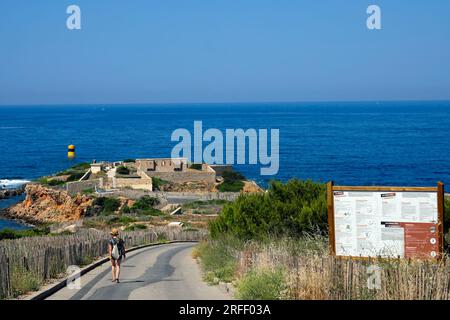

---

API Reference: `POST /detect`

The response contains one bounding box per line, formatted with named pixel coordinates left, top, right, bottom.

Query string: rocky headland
left=4, top=184, right=93, bottom=224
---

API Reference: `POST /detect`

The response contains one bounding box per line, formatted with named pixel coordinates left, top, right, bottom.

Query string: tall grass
left=193, top=236, right=243, bottom=284
left=237, top=238, right=450, bottom=300
left=236, top=268, right=287, bottom=300
left=196, top=235, right=450, bottom=300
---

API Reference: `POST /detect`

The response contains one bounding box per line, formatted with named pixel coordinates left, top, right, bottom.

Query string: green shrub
left=222, top=170, right=245, bottom=181
left=0, top=227, right=50, bottom=240
left=237, top=268, right=287, bottom=300
left=120, top=204, right=131, bottom=214
left=69, top=162, right=91, bottom=170
left=194, top=238, right=241, bottom=283
left=210, top=179, right=327, bottom=240
left=124, top=224, right=147, bottom=231
left=92, top=197, right=121, bottom=215
left=218, top=180, right=244, bottom=192
left=139, top=208, right=164, bottom=216
left=152, top=177, right=169, bottom=190
left=10, top=268, right=42, bottom=297
left=66, top=171, right=86, bottom=182
left=36, top=177, right=65, bottom=186
left=107, top=215, right=137, bottom=225
left=81, top=188, right=95, bottom=195
left=131, top=196, right=160, bottom=211
left=218, top=171, right=246, bottom=192
left=182, top=199, right=229, bottom=209
left=56, top=162, right=90, bottom=177
left=49, top=179, right=65, bottom=186
left=123, top=159, right=136, bottom=163
left=116, top=166, right=130, bottom=175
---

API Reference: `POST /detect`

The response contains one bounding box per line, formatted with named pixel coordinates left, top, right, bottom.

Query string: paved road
left=47, top=242, right=230, bottom=300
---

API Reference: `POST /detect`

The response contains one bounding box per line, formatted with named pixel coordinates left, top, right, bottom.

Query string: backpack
left=110, top=238, right=121, bottom=260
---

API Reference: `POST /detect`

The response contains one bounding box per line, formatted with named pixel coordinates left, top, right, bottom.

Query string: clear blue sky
left=0, top=0, right=449, bottom=105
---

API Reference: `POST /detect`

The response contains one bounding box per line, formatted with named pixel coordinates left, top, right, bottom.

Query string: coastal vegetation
left=210, top=179, right=327, bottom=240
left=196, top=232, right=450, bottom=300
left=236, top=268, right=287, bottom=300
left=217, top=171, right=246, bottom=192
left=81, top=188, right=95, bottom=195
left=151, top=177, right=169, bottom=190
left=55, top=162, right=90, bottom=180
left=131, top=195, right=160, bottom=210
left=116, top=165, right=130, bottom=175
left=89, top=197, right=121, bottom=216
left=0, top=227, right=50, bottom=240
left=195, top=179, right=450, bottom=300
left=36, top=162, right=91, bottom=186
left=36, top=177, right=65, bottom=186
left=182, top=199, right=230, bottom=215
left=193, top=236, right=241, bottom=284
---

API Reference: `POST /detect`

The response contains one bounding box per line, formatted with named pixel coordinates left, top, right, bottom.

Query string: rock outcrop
left=5, top=184, right=93, bottom=224
left=242, top=180, right=264, bottom=193
left=0, top=187, right=25, bottom=200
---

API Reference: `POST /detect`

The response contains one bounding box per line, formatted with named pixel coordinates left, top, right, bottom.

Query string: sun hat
left=110, top=228, right=119, bottom=236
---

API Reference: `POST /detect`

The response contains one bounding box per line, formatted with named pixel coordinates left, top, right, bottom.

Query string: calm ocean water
left=1, top=101, right=449, bottom=229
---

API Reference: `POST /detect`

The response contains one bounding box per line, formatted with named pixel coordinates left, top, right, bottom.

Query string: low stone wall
left=98, top=189, right=240, bottom=202
left=66, top=179, right=102, bottom=195
left=155, top=191, right=240, bottom=202
left=146, top=171, right=216, bottom=187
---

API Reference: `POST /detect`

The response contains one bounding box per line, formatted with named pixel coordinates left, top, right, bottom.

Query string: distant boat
left=0, top=179, right=30, bottom=190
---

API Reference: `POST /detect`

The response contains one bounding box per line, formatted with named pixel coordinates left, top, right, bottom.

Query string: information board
left=327, top=182, right=444, bottom=259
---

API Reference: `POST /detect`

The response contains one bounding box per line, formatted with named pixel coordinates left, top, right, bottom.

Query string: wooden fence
left=0, top=227, right=207, bottom=299
left=238, top=248, right=450, bottom=300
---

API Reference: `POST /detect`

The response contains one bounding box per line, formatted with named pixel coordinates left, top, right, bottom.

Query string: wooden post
left=437, top=181, right=445, bottom=260
left=327, top=181, right=336, bottom=256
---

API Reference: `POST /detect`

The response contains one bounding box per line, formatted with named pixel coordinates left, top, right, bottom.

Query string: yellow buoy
left=68, top=145, right=76, bottom=159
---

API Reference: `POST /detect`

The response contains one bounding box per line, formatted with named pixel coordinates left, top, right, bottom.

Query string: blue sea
left=1, top=101, right=450, bottom=229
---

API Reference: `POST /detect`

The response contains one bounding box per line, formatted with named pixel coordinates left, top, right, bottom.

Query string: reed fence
left=0, top=227, right=207, bottom=299
left=238, top=245, right=450, bottom=300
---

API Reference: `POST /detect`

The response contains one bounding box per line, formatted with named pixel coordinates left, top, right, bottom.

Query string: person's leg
left=111, top=259, right=116, bottom=281
left=115, top=258, right=121, bottom=282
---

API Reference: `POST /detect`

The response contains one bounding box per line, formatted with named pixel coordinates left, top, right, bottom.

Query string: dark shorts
left=111, top=256, right=122, bottom=262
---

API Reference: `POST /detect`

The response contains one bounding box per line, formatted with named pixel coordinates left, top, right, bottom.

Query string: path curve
left=47, top=242, right=230, bottom=300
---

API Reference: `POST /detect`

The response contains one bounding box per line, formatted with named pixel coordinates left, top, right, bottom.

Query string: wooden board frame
left=327, top=181, right=445, bottom=260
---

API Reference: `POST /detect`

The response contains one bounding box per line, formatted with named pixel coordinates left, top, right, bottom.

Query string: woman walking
left=109, top=228, right=126, bottom=283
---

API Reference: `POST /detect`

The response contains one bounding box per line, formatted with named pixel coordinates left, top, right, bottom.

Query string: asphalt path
left=47, top=242, right=230, bottom=300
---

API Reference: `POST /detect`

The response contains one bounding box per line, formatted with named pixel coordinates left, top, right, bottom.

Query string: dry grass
left=237, top=237, right=450, bottom=300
